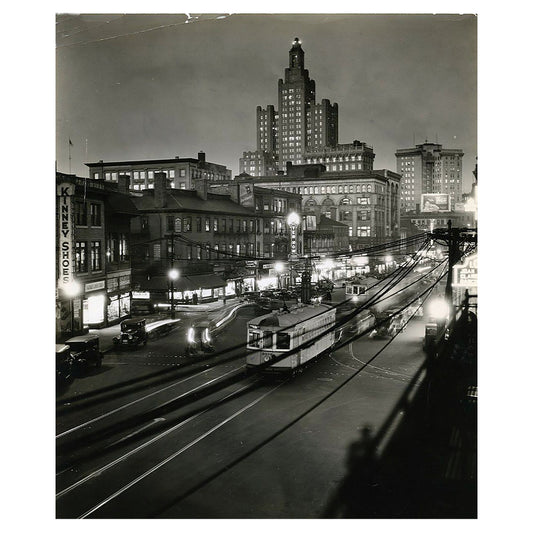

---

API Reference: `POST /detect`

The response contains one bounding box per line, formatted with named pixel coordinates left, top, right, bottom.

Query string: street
left=56, top=290, right=429, bottom=518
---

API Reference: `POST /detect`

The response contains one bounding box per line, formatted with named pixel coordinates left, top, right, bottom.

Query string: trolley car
left=246, top=303, right=336, bottom=374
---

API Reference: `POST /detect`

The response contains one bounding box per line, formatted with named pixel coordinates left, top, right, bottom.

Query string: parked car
left=113, top=318, right=148, bottom=348
left=56, top=343, right=73, bottom=383
left=65, top=334, right=103, bottom=369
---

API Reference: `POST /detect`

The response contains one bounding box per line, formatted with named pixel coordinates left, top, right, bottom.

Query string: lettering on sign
left=57, top=183, right=74, bottom=287
left=453, top=253, right=478, bottom=288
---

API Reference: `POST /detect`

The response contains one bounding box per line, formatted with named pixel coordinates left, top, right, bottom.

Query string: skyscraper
left=395, top=142, right=463, bottom=212
left=241, top=37, right=365, bottom=176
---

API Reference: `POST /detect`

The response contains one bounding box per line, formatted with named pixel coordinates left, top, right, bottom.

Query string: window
left=90, top=203, right=102, bottom=226
left=75, top=202, right=88, bottom=226
left=221, top=219, right=227, bottom=233
left=357, top=197, right=370, bottom=205
left=357, top=210, right=370, bottom=221
left=263, top=331, right=273, bottom=348
left=357, top=226, right=370, bottom=237
left=205, top=217, right=211, bottom=232
left=184, top=217, right=192, bottom=232
left=166, top=215, right=174, bottom=232
left=179, top=169, right=186, bottom=177
left=229, top=219, right=234, bottom=233
left=277, top=332, right=291, bottom=350
left=175, top=217, right=182, bottom=232
left=75, top=241, right=88, bottom=272
left=249, top=331, right=261, bottom=348
left=119, top=234, right=128, bottom=261
left=90, top=241, right=102, bottom=271
left=213, top=218, right=219, bottom=232
left=196, top=217, right=202, bottom=232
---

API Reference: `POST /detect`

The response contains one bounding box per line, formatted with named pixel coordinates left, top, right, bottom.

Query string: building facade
left=395, top=142, right=464, bottom=213
left=238, top=163, right=401, bottom=250
left=129, top=173, right=261, bottom=308
left=56, top=172, right=136, bottom=340
left=86, top=152, right=232, bottom=192
left=303, top=140, right=375, bottom=172
left=304, top=215, right=350, bottom=255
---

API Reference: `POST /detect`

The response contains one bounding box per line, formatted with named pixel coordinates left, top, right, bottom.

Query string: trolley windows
left=276, top=332, right=291, bottom=350
left=248, top=331, right=261, bottom=348
left=263, top=331, right=273, bottom=348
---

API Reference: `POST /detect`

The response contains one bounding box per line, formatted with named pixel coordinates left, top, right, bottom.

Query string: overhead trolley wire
left=147, top=269, right=447, bottom=518
left=57, top=237, right=433, bottom=411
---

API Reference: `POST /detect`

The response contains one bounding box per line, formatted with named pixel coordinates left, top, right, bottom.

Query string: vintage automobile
left=56, top=343, right=73, bottom=383
left=113, top=318, right=148, bottom=348
left=65, top=334, right=103, bottom=369
left=186, top=319, right=216, bottom=356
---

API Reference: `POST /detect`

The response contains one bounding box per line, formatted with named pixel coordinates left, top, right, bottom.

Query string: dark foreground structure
left=323, top=297, right=477, bottom=518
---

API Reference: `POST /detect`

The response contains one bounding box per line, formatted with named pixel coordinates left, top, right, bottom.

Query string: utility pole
left=170, top=232, right=176, bottom=319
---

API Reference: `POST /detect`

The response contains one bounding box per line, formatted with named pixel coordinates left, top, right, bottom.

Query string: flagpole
left=68, top=138, right=72, bottom=174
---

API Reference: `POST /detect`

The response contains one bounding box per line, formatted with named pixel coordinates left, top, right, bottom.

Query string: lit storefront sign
left=57, top=183, right=74, bottom=288
left=453, top=253, right=478, bottom=288
left=132, top=291, right=150, bottom=300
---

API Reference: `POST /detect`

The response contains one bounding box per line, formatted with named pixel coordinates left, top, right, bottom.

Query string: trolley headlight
left=263, top=354, right=271, bottom=362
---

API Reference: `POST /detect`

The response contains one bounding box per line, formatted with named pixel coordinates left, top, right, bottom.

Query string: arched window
left=340, top=197, right=352, bottom=205
left=349, top=185, right=354, bottom=193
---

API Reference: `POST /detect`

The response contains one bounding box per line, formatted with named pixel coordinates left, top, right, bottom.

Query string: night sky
left=56, top=13, right=477, bottom=191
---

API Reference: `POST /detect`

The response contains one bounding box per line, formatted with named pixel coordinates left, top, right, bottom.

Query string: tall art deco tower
left=241, top=38, right=339, bottom=175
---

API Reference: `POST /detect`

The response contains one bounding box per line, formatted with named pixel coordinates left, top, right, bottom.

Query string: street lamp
left=168, top=268, right=179, bottom=318
left=60, top=280, right=82, bottom=335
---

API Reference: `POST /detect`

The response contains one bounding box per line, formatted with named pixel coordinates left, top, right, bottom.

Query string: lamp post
left=287, top=212, right=301, bottom=289
left=62, top=280, right=82, bottom=336
left=168, top=268, right=179, bottom=319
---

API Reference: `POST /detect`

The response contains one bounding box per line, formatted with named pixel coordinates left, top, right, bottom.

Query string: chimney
left=198, top=151, right=206, bottom=163
left=118, top=174, right=131, bottom=193
left=154, top=171, right=168, bottom=207
left=193, top=177, right=209, bottom=201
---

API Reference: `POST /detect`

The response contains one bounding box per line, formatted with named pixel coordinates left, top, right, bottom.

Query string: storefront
left=106, top=272, right=132, bottom=325
left=82, top=280, right=107, bottom=327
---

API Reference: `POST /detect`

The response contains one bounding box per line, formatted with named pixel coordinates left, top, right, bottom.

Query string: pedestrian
left=192, top=293, right=198, bottom=305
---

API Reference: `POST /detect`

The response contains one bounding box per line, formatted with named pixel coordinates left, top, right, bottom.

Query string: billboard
left=421, top=193, right=450, bottom=212
left=57, top=182, right=74, bottom=287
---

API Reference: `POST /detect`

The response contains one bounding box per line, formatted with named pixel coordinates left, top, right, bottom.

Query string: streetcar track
left=56, top=378, right=262, bottom=498
left=56, top=365, right=245, bottom=439
left=75, top=380, right=287, bottom=519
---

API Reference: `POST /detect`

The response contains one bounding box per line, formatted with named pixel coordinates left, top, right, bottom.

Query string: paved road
left=56, top=290, right=430, bottom=518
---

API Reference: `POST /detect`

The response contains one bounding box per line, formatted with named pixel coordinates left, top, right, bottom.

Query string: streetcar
left=246, top=302, right=336, bottom=374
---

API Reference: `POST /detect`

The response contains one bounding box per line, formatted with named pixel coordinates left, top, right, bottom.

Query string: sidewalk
left=90, top=298, right=250, bottom=353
